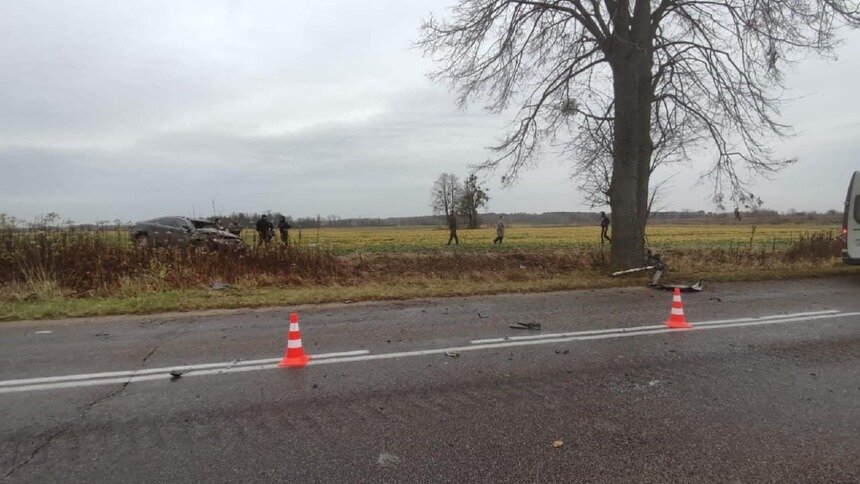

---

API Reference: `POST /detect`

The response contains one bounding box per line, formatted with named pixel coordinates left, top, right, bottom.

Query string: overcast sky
left=1, top=1, right=858, bottom=223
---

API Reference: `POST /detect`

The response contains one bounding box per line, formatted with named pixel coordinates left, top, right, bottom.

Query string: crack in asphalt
left=2, top=344, right=160, bottom=480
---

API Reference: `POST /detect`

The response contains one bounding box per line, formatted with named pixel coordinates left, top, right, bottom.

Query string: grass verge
left=2, top=265, right=856, bottom=322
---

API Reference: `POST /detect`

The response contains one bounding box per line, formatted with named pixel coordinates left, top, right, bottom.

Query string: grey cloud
left=0, top=1, right=858, bottom=223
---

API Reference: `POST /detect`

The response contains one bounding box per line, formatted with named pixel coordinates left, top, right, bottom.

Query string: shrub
left=0, top=226, right=345, bottom=298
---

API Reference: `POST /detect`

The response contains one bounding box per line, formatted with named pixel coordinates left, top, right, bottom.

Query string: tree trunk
left=608, top=42, right=653, bottom=270
left=468, top=210, right=479, bottom=229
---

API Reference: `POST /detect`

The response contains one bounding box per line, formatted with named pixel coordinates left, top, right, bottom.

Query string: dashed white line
left=1, top=310, right=856, bottom=394
left=0, top=363, right=286, bottom=394
left=310, top=311, right=859, bottom=367
left=0, top=350, right=369, bottom=388
left=469, top=310, right=840, bottom=344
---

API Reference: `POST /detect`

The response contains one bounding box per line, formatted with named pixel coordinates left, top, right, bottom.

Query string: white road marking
left=0, top=311, right=856, bottom=394
left=469, top=310, right=839, bottom=344
left=33, top=331, right=52, bottom=334
left=311, top=311, right=860, bottom=367
left=471, top=324, right=666, bottom=344
left=0, top=363, right=285, bottom=394
left=691, top=310, right=840, bottom=327
left=0, top=350, right=369, bottom=388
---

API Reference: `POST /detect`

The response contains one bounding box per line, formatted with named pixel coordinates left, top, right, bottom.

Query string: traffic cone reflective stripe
left=666, top=288, right=692, bottom=329
left=279, top=312, right=310, bottom=368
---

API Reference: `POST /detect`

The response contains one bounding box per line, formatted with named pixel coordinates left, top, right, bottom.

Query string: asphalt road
left=1, top=277, right=858, bottom=483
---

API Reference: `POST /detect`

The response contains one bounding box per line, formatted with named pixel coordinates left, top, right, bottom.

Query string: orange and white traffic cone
left=666, top=287, right=692, bottom=329
left=279, top=312, right=310, bottom=368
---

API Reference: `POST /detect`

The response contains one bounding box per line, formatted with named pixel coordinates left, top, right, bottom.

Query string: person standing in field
left=447, top=213, right=459, bottom=245
left=600, top=211, right=612, bottom=244
left=278, top=215, right=291, bottom=246
left=228, top=220, right=242, bottom=237
left=493, top=215, right=505, bottom=244
left=255, top=214, right=274, bottom=245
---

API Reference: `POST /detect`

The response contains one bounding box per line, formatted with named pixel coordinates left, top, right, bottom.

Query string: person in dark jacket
left=278, top=215, right=291, bottom=246
left=447, top=214, right=459, bottom=246
left=600, top=212, right=611, bottom=244
left=255, top=215, right=274, bottom=245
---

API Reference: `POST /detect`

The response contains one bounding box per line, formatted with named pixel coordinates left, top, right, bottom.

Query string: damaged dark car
left=130, top=216, right=244, bottom=250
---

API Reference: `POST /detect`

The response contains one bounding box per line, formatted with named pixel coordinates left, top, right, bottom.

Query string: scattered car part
left=654, top=280, right=705, bottom=292
left=612, top=249, right=704, bottom=291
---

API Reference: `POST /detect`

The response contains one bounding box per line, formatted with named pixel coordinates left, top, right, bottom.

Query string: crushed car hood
left=197, top=228, right=240, bottom=239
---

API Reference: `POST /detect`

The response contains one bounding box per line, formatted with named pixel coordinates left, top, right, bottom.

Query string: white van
left=843, top=171, right=860, bottom=265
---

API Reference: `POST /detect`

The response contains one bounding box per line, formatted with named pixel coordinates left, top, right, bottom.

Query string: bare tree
left=420, top=0, right=858, bottom=269
left=431, top=173, right=463, bottom=219
left=458, top=174, right=490, bottom=228
left=647, top=175, right=675, bottom=217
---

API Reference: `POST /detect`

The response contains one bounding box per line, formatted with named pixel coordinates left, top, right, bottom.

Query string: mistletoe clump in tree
left=420, top=0, right=859, bottom=269
left=458, top=174, right=490, bottom=228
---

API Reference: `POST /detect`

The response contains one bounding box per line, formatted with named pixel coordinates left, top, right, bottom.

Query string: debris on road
left=611, top=266, right=656, bottom=276
left=612, top=249, right=705, bottom=292
left=444, top=351, right=460, bottom=358
left=552, top=440, right=564, bottom=448
left=169, top=370, right=183, bottom=381
left=377, top=453, right=402, bottom=467
left=509, top=322, right=541, bottom=330
left=655, top=280, right=704, bottom=292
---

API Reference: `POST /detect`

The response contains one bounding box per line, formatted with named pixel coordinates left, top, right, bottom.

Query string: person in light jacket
left=493, top=215, right=505, bottom=244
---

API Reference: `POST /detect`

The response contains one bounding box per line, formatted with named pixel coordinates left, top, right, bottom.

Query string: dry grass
left=0, top=222, right=855, bottom=321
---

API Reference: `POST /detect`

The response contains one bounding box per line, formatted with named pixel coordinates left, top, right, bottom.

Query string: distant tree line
left=203, top=209, right=840, bottom=230
left=0, top=207, right=842, bottom=232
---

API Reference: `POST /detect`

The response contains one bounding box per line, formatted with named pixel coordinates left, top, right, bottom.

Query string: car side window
left=168, top=218, right=191, bottom=230
left=854, top=195, right=860, bottom=224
